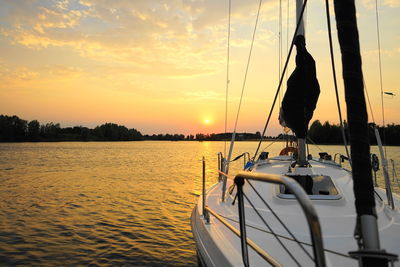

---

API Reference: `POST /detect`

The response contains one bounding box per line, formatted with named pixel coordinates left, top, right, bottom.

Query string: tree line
left=0, top=115, right=142, bottom=142
left=308, top=120, right=400, bottom=146
left=0, top=115, right=276, bottom=142
left=1, top=114, right=399, bottom=145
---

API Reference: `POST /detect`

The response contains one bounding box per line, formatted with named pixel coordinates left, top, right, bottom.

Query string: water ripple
left=1, top=141, right=396, bottom=265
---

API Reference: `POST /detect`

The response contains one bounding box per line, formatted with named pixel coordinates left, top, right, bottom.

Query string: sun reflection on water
left=0, top=141, right=398, bottom=265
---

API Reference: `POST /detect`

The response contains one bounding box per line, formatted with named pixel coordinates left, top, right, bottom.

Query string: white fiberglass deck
left=191, top=156, right=400, bottom=267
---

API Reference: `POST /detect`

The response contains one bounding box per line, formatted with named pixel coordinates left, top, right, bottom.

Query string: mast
left=280, top=0, right=317, bottom=166
left=333, top=0, right=396, bottom=265
left=296, top=0, right=306, bottom=164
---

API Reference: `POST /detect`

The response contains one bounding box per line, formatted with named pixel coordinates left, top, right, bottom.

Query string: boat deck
left=192, top=156, right=400, bottom=266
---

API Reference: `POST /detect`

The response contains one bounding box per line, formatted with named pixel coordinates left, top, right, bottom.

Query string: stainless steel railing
left=233, top=171, right=326, bottom=267
left=204, top=206, right=281, bottom=267
left=201, top=155, right=326, bottom=267
left=391, top=159, right=400, bottom=190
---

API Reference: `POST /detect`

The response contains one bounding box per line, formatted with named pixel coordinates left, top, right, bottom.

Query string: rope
left=247, top=180, right=314, bottom=260
left=231, top=153, right=245, bottom=162
left=224, top=0, right=231, bottom=158
left=375, top=0, right=387, bottom=157
left=252, top=0, right=309, bottom=162
left=324, top=0, right=351, bottom=164
left=243, top=191, right=303, bottom=266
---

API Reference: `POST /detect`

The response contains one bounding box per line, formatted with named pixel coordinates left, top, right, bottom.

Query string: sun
left=203, top=118, right=211, bottom=125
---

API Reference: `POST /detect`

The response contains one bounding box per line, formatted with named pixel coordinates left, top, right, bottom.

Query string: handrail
left=202, top=157, right=207, bottom=219
left=333, top=153, right=342, bottom=166
left=234, top=171, right=326, bottom=267
left=205, top=206, right=281, bottom=267
left=218, top=152, right=223, bottom=182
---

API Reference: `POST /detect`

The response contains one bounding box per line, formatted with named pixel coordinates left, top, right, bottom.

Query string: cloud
left=40, top=65, right=83, bottom=78
left=384, top=0, right=400, bottom=8
left=0, top=62, right=40, bottom=82
left=0, top=0, right=280, bottom=78
left=363, top=47, right=399, bottom=58
left=360, top=0, right=375, bottom=9
left=360, top=0, right=400, bottom=9
left=183, top=90, right=224, bottom=101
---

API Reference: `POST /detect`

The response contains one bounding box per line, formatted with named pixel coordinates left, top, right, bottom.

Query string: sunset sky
left=0, top=0, right=399, bottom=135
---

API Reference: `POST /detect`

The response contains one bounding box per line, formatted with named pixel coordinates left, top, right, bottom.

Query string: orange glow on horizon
left=0, top=1, right=399, bottom=136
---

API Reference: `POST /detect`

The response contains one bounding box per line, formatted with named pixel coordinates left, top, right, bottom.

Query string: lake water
left=0, top=141, right=399, bottom=266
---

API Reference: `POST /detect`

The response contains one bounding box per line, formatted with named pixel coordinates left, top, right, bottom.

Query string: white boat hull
left=191, top=156, right=400, bottom=266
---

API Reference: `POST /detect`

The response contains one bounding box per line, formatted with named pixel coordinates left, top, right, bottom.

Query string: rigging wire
left=324, top=0, right=351, bottom=163
left=286, top=0, right=290, bottom=81
left=243, top=191, right=303, bottom=266
left=224, top=0, right=232, bottom=158
left=278, top=0, right=282, bottom=108
left=261, top=134, right=283, bottom=153
left=306, top=137, right=323, bottom=153
left=247, top=180, right=314, bottom=261
left=232, top=0, right=262, bottom=134
left=364, top=80, right=376, bottom=124
left=282, top=0, right=290, bottom=149
left=252, top=0, right=309, bottom=161
left=219, top=213, right=352, bottom=259
left=226, top=0, right=263, bottom=168
left=278, top=0, right=286, bottom=148
left=375, top=0, right=387, bottom=157
left=304, top=2, right=307, bottom=33
left=360, top=10, right=378, bottom=127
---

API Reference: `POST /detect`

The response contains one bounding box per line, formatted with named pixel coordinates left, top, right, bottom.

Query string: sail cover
left=280, top=35, right=320, bottom=138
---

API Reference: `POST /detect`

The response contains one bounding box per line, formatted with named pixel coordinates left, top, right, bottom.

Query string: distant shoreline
left=2, top=114, right=400, bottom=145
left=1, top=140, right=399, bottom=147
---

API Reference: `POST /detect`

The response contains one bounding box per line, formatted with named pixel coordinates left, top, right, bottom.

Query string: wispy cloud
left=0, top=62, right=40, bottom=82
left=183, top=90, right=224, bottom=101
left=363, top=47, right=400, bottom=58
left=360, top=0, right=400, bottom=9
left=0, top=0, right=218, bottom=77
left=384, top=0, right=400, bottom=8
left=0, top=0, right=282, bottom=78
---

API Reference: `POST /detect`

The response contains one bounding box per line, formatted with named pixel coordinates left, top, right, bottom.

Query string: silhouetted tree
left=28, top=120, right=40, bottom=141
left=92, top=123, right=142, bottom=141
left=40, top=123, right=61, bottom=140
left=0, top=115, right=27, bottom=141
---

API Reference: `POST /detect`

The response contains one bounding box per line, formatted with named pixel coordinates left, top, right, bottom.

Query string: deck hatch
left=278, top=175, right=341, bottom=200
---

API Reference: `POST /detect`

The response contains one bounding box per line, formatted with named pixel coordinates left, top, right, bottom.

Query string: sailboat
left=191, top=0, right=400, bottom=266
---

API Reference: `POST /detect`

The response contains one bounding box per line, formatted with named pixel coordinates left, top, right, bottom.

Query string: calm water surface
left=0, top=141, right=399, bottom=266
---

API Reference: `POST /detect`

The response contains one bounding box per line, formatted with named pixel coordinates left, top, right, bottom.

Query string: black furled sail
left=279, top=35, right=320, bottom=138
left=334, top=0, right=375, bottom=222
left=334, top=0, right=396, bottom=265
